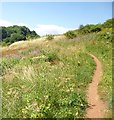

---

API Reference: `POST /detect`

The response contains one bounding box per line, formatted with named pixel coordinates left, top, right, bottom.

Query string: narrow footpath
left=86, top=53, right=106, bottom=118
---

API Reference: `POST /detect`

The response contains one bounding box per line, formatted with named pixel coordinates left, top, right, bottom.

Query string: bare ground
left=86, top=53, right=107, bottom=118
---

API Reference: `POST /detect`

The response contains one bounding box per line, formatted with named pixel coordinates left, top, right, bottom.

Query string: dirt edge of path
left=85, top=53, right=107, bottom=118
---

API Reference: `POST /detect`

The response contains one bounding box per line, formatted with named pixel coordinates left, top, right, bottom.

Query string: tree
left=2, top=27, right=7, bottom=39
left=79, top=24, right=84, bottom=29
left=1, top=25, right=40, bottom=45
left=30, top=30, right=40, bottom=38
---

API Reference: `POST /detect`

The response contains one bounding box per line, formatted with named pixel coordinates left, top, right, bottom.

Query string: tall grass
left=2, top=40, right=95, bottom=118
left=1, top=30, right=112, bottom=118
left=85, top=30, right=112, bottom=117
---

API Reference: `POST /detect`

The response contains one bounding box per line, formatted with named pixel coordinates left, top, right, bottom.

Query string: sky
left=0, top=2, right=112, bottom=36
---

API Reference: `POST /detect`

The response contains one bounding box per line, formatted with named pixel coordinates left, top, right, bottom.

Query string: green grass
left=1, top=29, right=112, bottom=118
left=85, top=31, right=112, bottom=117
left=2, top=39, right=96, bottom=118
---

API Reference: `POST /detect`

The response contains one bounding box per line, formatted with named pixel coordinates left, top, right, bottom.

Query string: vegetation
left=46, top=34, right=54, bottom=40
left=102, top=18, right=113, bottom=28
left=1, top=18, right=112, bottom=118
left=86, top=29, right=112, bottom=110
left=1, top=42, right=96, bottom=118
left=78, top=24, right=102, bottom=34
left=64, top=18, right=113, bottom=36
left=0, top=25, right=40, bottom=46
left=64, top=31, right=77, bottom=39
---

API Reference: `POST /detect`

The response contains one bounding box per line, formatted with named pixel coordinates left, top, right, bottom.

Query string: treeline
left=64, top=18, right=113, bottom=39
left=0, top=18, right=113, bottom=46
left=0, top=25, right=40, bottom=46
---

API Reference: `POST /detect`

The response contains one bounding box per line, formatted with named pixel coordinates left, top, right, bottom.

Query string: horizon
left=0, top=2, right=112, bottom=36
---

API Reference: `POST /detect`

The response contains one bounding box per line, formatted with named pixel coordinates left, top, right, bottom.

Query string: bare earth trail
left=86, top=53, right=106, bottom=118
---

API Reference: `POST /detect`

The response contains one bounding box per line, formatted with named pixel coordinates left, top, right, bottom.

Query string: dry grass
left=54, top=35, right=66, bottom=41
left=1, top=35, right=66, bottom=57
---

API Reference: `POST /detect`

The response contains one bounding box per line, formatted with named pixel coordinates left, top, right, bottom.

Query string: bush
left=46, top=35, right=54, bottom=40
left=42, top=50, right=60, bottom=64
left=64, top=31, right=77, bottom=39
left=90, top=24, right=101, bottom=32
left=97, top=31, right=112, bottom=42
left=102, top=18, right=113, bottom=28
left=79, top=24, right=101, bottom=34
left=47, top=52, right=59, bottom=62
left=0, top=41, right=8, bottom=46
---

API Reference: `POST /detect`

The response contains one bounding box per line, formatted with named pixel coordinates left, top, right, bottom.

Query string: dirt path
left=86, top=53, right=106, bottom=118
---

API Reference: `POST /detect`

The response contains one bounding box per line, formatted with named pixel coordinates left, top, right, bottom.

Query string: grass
left=87, top=40, right=112, bottom=103
left=1, top=29, right=112, bottom=118
left=85, top=30, right=112, bottom=117
left=1, top=38, right=96, bottom=118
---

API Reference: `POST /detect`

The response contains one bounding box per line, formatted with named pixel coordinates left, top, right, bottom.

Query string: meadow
left=1, top=22, right=112, bottom=118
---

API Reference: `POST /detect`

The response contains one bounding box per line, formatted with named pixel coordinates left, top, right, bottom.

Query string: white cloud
left=0, top=20, right=76, bottom=36
left=0, top=19, right=28, bottom=27
left=0, top=19, right=13, bottom=27
left=34, top=24, right=73, bottom=36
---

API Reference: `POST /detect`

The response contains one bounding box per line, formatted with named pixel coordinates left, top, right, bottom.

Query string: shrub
left=47, top=52, right=59, bottom=62
left=97, top=31, right=112, bottom=42
left=46, top=35, right=54, bottom=40
left=64, top=31, right=77, bottom=39
left=42, top=50, right=60, bottom=64
left=0, top=41, right=8, bottom=46
left=79, top=24, right=101, bottom=34
left=102, top=18, right=113, bottom=28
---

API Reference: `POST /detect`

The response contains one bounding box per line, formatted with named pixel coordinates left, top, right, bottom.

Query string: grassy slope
left=85, top=32, right=112, bottom=117
left=1, top=30, right=112, bottom=118
left=2, top=38, right=95, bottom=118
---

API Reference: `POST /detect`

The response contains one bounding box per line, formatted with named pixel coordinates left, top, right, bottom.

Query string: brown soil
left=86, top=53, right=106, bottom=118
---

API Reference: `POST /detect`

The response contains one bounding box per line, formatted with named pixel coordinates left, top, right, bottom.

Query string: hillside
left=0, top=18, right=112, bottom=46
left=0, top=25, right=40, bottom=46
left=1, top=18, right=112, bottom=118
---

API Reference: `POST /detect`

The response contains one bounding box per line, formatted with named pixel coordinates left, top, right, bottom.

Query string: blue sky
left=0, top=2, right=112, bottom=35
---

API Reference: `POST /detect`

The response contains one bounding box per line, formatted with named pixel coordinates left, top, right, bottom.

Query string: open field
left=1, top=29, right=112, bottom=118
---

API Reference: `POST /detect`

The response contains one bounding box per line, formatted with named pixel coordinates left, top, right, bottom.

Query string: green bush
left=97, top=31, right=112, bottom=42
left=64, top=31, right=77, bottom=39
left=102, top=18, right=113, bottom=28
left=47, top=52, right=59, bottom=62
left=42, top=50, right=60, bottom=63
left=46, top=35, right=54, bottom=40
left=79, top=24, right=101, bottom=34
left=0, top=41, right=8, bottom=46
